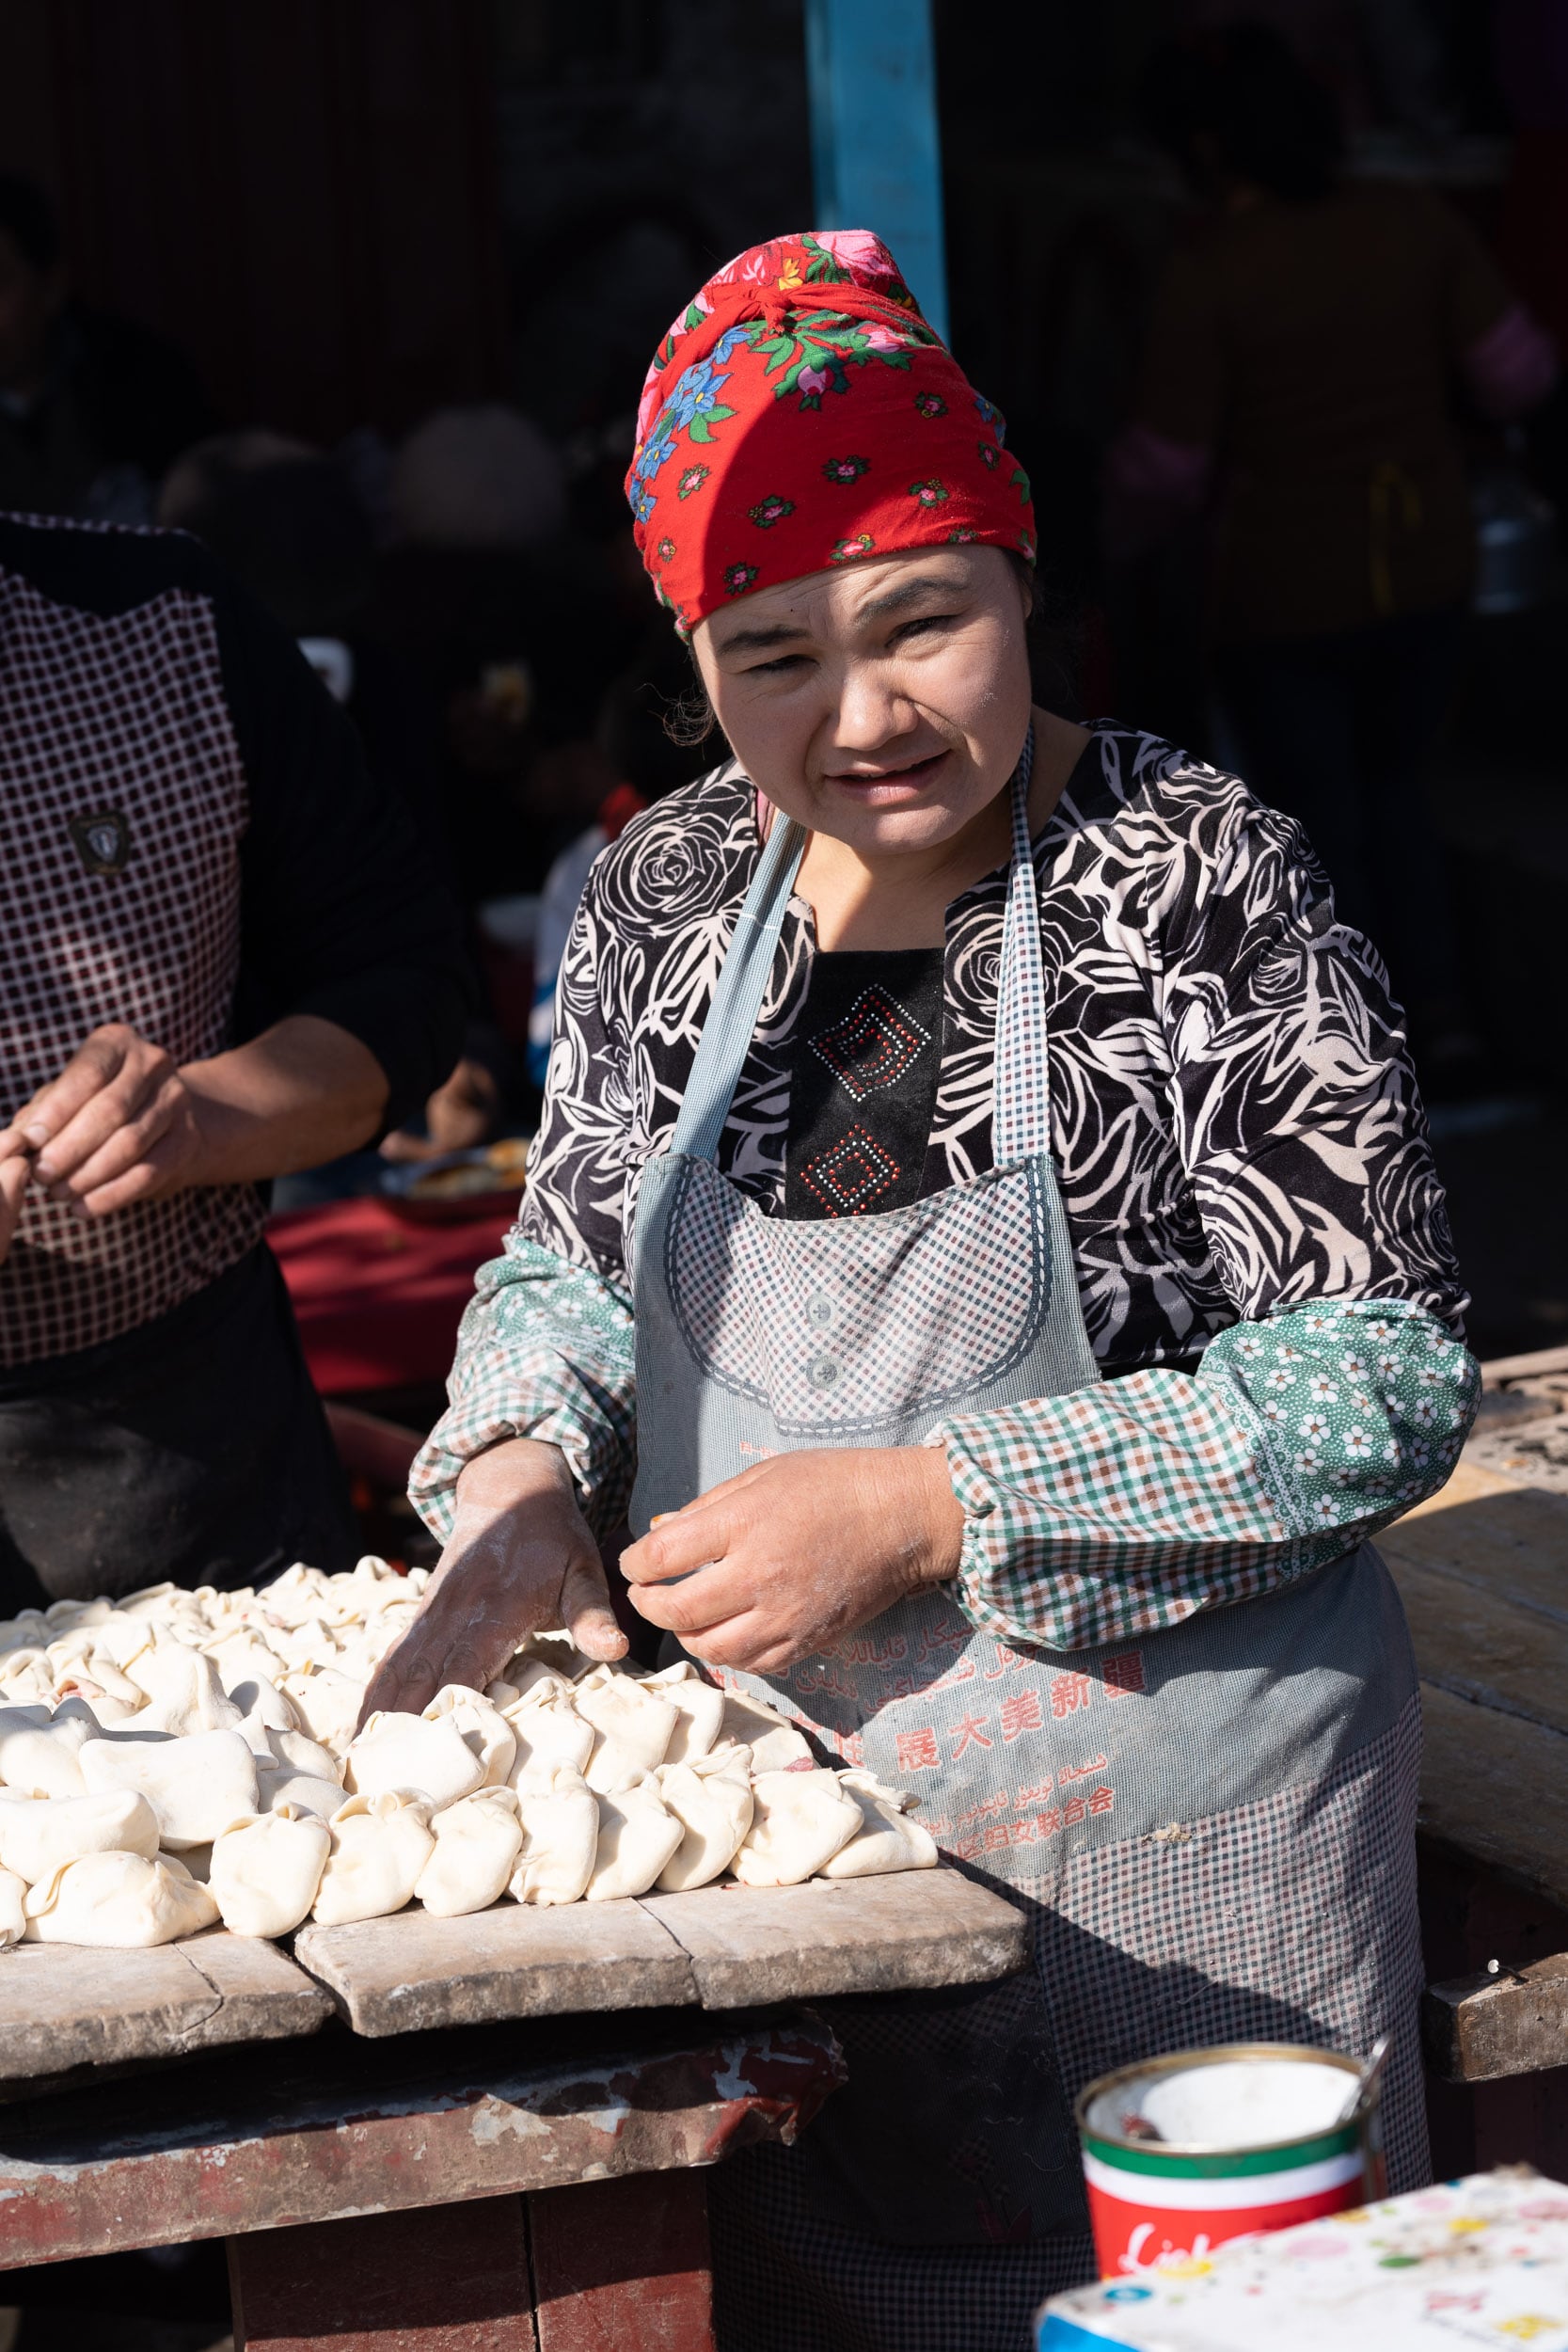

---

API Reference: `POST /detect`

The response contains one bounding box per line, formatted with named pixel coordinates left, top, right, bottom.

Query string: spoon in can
left=1338, top=2031, right=1391, bottom=2125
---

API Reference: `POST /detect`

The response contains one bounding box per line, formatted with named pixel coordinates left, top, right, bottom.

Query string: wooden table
left=0, top=1867, right=1025, bottom=2348
left=1378, top=1408, right=1568, bottom=2179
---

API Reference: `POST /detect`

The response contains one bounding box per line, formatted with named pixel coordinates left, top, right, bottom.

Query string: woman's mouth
left=823, top=749, right=949, bottom=802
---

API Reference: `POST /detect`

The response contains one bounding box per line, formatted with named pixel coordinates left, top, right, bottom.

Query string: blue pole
left=802, top=0, right=950, bottom=343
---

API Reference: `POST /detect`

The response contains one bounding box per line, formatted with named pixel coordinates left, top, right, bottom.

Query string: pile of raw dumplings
left=0, top=1557, right=934, bottom=1950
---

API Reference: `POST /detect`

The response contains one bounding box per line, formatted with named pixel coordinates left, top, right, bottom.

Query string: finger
left=11, top=1028, right=135, bottom=1155
left=36, top=1069, right=172, bottom=1190
left=360, top=1627, right=451, bottom=1723
left=73, top=1162, right=169, bottom=1219
left=621, top=1507, right=734, bottom=1585
left=51, top=1090, right=180, bottom=1202
left=561, top=1554, right=629, bottom=1661
left=0, top=1157, right=27, bottom=1265
left=675, top=1610, right=796, bottom=1675
left=628, top=1560, right=749, bottom=1638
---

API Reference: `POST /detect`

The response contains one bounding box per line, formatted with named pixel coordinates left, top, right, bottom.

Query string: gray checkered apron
left=629, top=739, right=1427, bottom=2351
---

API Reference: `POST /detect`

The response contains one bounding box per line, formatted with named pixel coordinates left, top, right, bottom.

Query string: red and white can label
left=1083, top=2148, right=1368, bottom=2278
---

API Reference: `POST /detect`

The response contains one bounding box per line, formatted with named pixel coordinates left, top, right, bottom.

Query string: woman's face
left=690, top=545, right=1033, bottom=857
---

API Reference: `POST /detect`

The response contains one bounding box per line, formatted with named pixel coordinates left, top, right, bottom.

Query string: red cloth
left=269, top=1197, right=505, bottom=1396
left=626, top=230, right=1037, bottom=633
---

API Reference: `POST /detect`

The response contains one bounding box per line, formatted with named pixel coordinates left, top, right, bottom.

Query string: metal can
left=1071, top=2042, right=1384, bottom=2283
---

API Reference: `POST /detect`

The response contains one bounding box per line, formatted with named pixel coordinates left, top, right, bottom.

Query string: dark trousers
left=1213, top=607, right=1465, bottom=1017
left=0, top=1244, right=357, bottom=1610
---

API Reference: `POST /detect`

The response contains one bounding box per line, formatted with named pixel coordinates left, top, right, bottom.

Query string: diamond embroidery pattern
left=798, top=1123, right=901, bottom=1217
left=808, top=984, right=932, bottom=1103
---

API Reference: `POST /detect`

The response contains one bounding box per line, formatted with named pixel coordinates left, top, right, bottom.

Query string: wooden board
left=1380, top=1458, right=1568, bottom=1914
left=640, top=1868, right=1026, bottom=2010
left=1423, top=1948, right=1568, bottom=2083
left=293, top=1866, right=1026, bottom=2037
left=0, top=1927, right=333, bottom=2087
left=294, top=1895, right=696, bottom=2037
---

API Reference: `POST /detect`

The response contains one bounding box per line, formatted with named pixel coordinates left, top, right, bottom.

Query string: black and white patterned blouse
left=412, top=722, right=1478, bottom=1651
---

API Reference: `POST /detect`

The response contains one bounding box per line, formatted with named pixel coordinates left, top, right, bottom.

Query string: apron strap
left=993, top=725, right=1051, bottom=1165
left=669, top=801, right=808, bottom=1163
left=671, top=725, right=1046, bottom=1168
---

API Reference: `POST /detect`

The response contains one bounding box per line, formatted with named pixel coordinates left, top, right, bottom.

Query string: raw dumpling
left=422, top=1686, right=515, bottom=1788
left=230, top=1675, right=300, bottom=1737
left=343, top=1710, right=484, bottom=1812
left=255, top=1722, right=340, bottom=1784
left=508, top=1632, right=596, bottom=1685
left=53, top=1657, right=148, bottom=1723
left=311, top=1790, right=435, bottom=1925
left=733, top=1768, right=863, bottom=1887
left=23, top=1851, right=218, bottom=1947
left=0, top=1788, right=161, bottom=1883
left=209, top=1805, right=331, bottom=1937
left=640, top=1662, right=723, bottom=1764
left=255, top=1766, right=345, bottom=1821
left=0, top=1865, right=23, bottom=1946
left=586, top=1772, right=684, bottom=1901
left=80, top=1728, right=259, bottom=1851
left=818, top=1770, right=939, bottom=1878
left=414, top=1786, right=523, bottom=1916
left=655, top=1752, right=752, bottom=1891
left=206, top=1631, right=290, bottom=1694
left=718, top=1691, right=814, bottom=1772
left=509, top=1766, right=598, bottom=1907
left=503, top=1684, right=594, bottom=1785
left=575, top=1668, right=678, bottom=1793
left=123, top=1643, right=244, bottom=1737
left=279, top=1666, right=369, bottom=1757
left=0, top=1704, right=97, bottom=1798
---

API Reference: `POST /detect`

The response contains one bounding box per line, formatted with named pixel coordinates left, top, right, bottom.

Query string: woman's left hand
left=619, top=1446, right=966, bottom=1675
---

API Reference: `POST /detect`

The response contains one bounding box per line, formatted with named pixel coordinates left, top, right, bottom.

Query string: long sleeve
left=942, top=1297, right=1476, bottom=1652
left=939, top=786, right=1479, bottom=1652
left=408, top=1232, right=637, bottom=1545
left=408, top=855, right=646, bottom=1544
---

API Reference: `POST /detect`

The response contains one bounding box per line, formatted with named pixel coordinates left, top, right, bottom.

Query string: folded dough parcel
left=0, top=1558, right=935, bottom=1947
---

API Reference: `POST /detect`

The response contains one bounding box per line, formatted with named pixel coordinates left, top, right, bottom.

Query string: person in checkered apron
left=0, top=515, right=468, bottom=1608
left=371, top=235, right=1478, bottom=2350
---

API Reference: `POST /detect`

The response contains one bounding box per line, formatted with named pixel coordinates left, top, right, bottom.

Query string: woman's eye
left=746, top=653, right=811, bottom=676
left=892, top=612, right=958, bottom=644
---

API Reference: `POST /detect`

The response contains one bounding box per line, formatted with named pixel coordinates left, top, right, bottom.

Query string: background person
left=368, top=231, right=1478, bottom=2344
left=0, top=515, right=469, bottom=1609
left=1108, top=24, right=1558, bottom=1085
left=0, top=172, right=217, bottom=523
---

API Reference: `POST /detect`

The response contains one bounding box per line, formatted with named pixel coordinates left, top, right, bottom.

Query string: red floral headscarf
left=626, top=230, right=1036, bottom=635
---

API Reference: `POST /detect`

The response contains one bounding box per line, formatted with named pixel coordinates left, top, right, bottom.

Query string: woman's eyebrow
left=713, top=620, right=812, bottom=656
left=855, top=575, right=962, bottom=622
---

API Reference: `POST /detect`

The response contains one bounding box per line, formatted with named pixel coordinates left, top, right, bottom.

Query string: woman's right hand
left=356, top=1438, right=627, bottom=1724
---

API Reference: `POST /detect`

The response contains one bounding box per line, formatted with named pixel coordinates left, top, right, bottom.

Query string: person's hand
left=0, top=1025, right=208, bottom=1221
left=619, top=1447, right=966, bottom=1677
left=357, top=1438, right=627, bottom=1724
left=0, top=1153, right=27, bottom=1266
left=379, top=1058, right=499, bottom=1164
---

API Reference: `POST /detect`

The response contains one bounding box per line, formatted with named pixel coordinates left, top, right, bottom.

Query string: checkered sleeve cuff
left=939, top=1297, right=1479, bottom=1651
left=408, top=1232, right=637, bottom=1546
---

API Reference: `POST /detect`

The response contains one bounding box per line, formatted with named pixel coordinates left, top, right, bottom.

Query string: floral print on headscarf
left=626, top=230, right=1037, bottom=634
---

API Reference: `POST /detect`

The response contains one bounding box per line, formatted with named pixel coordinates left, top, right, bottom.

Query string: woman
left=370, top=232, right=1477, bottom=2347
